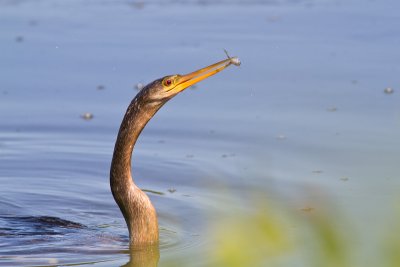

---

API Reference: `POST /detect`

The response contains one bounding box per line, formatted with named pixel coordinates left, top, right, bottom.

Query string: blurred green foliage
left=210, top=205, right=291, bottom=267
left=161, top=194, right=400, bottom=267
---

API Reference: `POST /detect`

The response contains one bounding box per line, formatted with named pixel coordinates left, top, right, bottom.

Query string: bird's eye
left=165, top=79, right=172, bottom=86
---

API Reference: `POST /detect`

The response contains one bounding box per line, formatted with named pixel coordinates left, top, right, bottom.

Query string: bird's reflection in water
left=122, top=245, right=159, bottom=267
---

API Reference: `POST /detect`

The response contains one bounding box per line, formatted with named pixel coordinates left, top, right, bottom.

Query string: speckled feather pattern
left=110, top=79, right=170, bottom=246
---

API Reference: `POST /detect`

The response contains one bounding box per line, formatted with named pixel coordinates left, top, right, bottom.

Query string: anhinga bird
left=110, top=56, right=240, bottom=247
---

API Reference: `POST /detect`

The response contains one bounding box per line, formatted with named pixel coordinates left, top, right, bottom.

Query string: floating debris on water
left=168, top=188, right=176, bottom=193
left=130, top=1, right=145, bottom=9
left=220, top=153, right=236, bottom=158
left=276, top=134, right=286, bottom=140
left=48, top=258, right=59, bottom=265
left=143, top=189, right=164, bottom=195
left=29, top=20, right=38, bottom=26
left=97, top=85, right=105, bottom=90
left=301, top=206, right=315, bottom=213
left=135, top=82, right=144, bottom=91
left=81, top=112, right=94, bottom=120
left=15, top=36, right=24, bottom=42
left=384, top=87, right=394, bottom=94
left=266, top=15, right=281, bottom=23
left=97, top=224, right=112, bottom=228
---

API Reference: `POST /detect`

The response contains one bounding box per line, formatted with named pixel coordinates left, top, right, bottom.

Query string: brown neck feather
left=110, top=90, right=164, bottom=246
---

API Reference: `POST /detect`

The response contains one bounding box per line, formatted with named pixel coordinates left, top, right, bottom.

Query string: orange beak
left=171, top=57, right=240, bottom=93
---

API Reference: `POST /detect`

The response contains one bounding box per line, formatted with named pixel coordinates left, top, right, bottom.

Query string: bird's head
left=140, top=57, right=240, bottom=105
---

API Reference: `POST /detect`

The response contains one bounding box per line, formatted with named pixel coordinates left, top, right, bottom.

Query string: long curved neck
left=110, top=90, right=164, bottom=246
left=111, top=93, right=157, bottom=184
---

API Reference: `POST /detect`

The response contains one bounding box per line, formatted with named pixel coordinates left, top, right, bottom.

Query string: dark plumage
left=110, top=57, right=239, bottom=246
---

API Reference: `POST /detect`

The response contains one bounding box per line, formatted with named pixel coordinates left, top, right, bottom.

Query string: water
left=1, top=0, right=399, bottom=266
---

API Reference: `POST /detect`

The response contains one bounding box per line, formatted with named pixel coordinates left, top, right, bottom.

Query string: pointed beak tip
left=172, top=57, right=240, bottom=93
